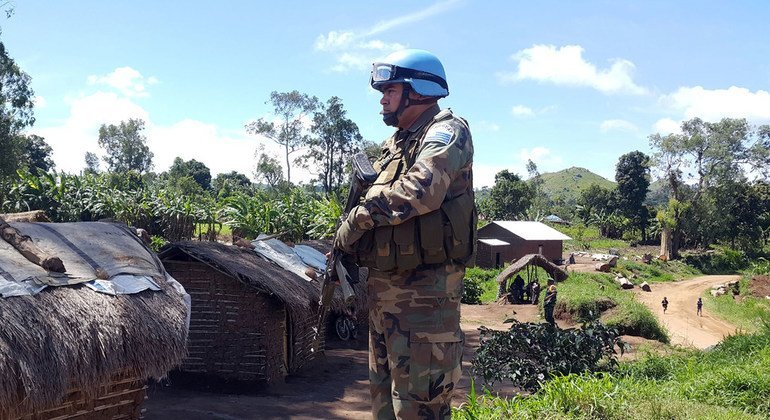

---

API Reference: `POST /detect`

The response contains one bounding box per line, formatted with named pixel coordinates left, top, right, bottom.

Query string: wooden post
left=0, top=217, right=66, bottom=272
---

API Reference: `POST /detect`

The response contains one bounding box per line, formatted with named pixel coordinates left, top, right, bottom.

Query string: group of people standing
left=661, top=296, right=704, bottom=316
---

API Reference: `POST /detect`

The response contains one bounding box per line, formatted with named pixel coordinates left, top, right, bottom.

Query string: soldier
left=334, top=49, right=475, bottom=420
left=543, top=278, right=557, bottom=326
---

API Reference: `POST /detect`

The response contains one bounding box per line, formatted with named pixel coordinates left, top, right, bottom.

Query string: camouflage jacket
left=350, top=105, right=474, bottom=232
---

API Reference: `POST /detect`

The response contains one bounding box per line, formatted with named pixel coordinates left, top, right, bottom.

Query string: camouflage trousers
left=367, top=262, right=465, bottom=420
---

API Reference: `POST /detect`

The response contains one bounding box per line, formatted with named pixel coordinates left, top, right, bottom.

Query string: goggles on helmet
left=371, top=63, right=448, bottom=89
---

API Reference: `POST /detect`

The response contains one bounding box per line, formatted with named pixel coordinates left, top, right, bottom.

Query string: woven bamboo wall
left=15, top=372, right=145, bottom=420
left=164, top=260, right=287, bottom=383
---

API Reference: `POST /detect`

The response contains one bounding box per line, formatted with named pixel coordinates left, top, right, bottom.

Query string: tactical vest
left=356, top=110, right=478, bottom=272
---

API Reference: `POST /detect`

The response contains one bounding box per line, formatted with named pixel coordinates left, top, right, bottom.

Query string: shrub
left=472, top=320, right=624, bottom=391
left=462, top=275, right=484, bottom=304
left=464, top=266, right=503, bottom=303
left=684, top=246, right=749, bottom=274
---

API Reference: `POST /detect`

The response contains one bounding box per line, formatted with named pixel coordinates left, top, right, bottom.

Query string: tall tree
left=213, top=171, right=252, bottom=198
left=97, top=118, right=154, bottom=173
left=615, top=151, right=651, bottom=239
left=0, top=38, right=35, bottom=184
left=168, top=157, right=211, bottom=190
left=245, top=90, right=318, bottom=184
left=253, top=144, right=284, bottom=189
left=19, top=134, right=54, bottom=172
left=525, top=159, right=549, bottom=219
left=485, top=170, right=534, bottom=220
left=84, top=151, right=100, bottom=174
left=576, top=184, right=616, bottom=223
left=649, top=117, right=770, bottom=252
left=306, top=96, right=364, bottom=194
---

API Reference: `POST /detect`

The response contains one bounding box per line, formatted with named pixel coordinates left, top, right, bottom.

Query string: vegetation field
left=455, top=325, right=770, bottom=419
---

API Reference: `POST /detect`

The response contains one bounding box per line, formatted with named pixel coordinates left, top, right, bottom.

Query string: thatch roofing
left=496, top=253, right=569, bottom=284
left=159, top=240, right=368, bottom=318
left=0, top=222, right=189, bottom=418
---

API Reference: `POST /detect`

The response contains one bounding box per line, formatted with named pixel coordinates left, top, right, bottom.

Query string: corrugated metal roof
left=491, top=221, right=572, bottom=241
left=479, top=238, right=510, bottom=246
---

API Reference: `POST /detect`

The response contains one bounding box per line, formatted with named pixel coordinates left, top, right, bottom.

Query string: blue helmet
left=370, top=49, right=449, bottom=97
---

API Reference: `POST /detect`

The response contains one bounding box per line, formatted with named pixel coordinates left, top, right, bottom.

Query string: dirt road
left=634, top=275, right=740, bottom=349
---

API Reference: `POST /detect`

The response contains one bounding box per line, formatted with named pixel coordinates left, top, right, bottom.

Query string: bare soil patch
left=634, top=275, right=741, bottom=349
left=749, top=275, right=770, bottom=299
left=143, top=302, right=548, bottom=419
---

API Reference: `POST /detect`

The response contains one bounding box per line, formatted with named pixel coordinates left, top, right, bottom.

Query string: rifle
left=314, top=152, right=377, bottom=346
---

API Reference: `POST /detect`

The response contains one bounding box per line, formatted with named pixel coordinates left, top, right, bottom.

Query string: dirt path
left=143, top=303, right=539, bottom=419
left=634, top=275, right=740, bottom=349
left=144, top=275, right=739, bottom=418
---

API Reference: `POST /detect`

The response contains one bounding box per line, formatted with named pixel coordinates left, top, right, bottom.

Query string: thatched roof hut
left=0, top=221, right=189, bottom=419
left=159, top=240, right=366, bottom=384
left=497, top=253, right=569, bottom=285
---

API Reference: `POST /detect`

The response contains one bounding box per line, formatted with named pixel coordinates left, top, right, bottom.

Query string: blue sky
left=3, top=0, right=769, bottom=187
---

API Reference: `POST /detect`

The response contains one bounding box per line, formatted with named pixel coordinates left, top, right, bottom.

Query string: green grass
left=614, top=258, right=701, bottom=284
left=455, top=326, right=770, bottom=419
left=705, top=276, right=770, bottom=333
left=464, top=266, right=504, bottom=304
left=555, top=272, right=669, bottom=342
left=194, top=222, right=232, bottom=238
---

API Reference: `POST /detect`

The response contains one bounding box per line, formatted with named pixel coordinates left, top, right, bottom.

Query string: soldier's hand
left=334, top=207, right=369, bottom=254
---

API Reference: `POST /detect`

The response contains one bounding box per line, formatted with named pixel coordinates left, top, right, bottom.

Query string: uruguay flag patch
left=424, top=123, right=454, bottom=145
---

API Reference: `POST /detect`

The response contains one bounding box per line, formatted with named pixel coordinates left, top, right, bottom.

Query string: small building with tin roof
left=475, top=221, right=572, bottom=268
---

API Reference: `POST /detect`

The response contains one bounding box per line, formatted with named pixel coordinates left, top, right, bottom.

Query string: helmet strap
left=382, top=84, right=412, bottom=127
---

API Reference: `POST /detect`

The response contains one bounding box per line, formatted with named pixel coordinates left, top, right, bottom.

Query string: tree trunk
left=661, top=228, right=673, bottom=261
left=0, top=217, right=66, bottom=272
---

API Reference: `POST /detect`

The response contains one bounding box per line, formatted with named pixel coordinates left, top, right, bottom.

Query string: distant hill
left=536, top=167, right=615, bottom=204
left=645, top=178, right=670, bottom=207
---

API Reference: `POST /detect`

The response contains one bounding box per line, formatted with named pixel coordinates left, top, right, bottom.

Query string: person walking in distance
left=661, top=296, right=669, bottom=314
left=334, top=49, right=475, bottom=420
left=543, top=278, right=557, bottom=326
left=697, top=297, right=703, bottom=316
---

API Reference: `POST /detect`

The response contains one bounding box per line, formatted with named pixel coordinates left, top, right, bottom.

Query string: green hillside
left=537, top=167, right=615, bottom=204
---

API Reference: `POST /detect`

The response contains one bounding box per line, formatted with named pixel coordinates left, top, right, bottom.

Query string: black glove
left=334, top=207, right=368, bottom=254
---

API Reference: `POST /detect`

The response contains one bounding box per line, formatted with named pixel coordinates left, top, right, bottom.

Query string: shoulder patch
left=424, top=123, right=455, bottom=145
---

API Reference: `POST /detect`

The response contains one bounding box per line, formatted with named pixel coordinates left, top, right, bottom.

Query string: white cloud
left=652, top=118, right=681, bottom=135
left=511, top=105, right=535, bottom=118
left=499, top=44, right=648, bottom=95
left=600, top=119, right=638, bottom=133
left=659, top=86, right=770, bottom=122
left=315, top=0, right=459, bottom=72
left=475, top=147, right=563, bottom=188
left=519, top=146, right=561, bottom=165
left=29, top=67, right=318, bottom=183
left=365, top=0, right=462, bottom=37
left=33, top=95, right=47, bottom=108
left=314, top=30, right=356, bottom=51
left=150, top=120, right=313, bottom=182
left=32, top=91, right=150, bottom=173
left=87, top=66, right=159, bottom=98
left=473, top=163, right=512, bottom=189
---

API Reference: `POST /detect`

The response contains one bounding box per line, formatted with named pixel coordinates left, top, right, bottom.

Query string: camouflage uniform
left=346, top=104, right=474, bottom=419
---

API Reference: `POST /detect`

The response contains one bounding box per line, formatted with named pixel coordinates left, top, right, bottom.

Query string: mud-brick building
left=475, top=221, right=572, bottom=268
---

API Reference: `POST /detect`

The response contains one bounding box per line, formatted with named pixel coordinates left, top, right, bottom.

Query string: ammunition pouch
left=357, top=192, right=477, bottom=272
